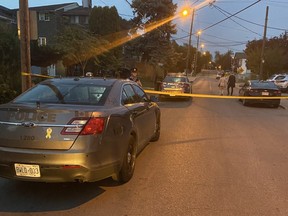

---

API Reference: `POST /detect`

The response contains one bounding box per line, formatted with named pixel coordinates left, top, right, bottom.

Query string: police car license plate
left=14, top=163, right=41, bottom=177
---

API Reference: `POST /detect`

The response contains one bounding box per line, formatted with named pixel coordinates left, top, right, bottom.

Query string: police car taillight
left=61, top=117, right=105, bottom=135
left=80, top=117, right=105, bottom=135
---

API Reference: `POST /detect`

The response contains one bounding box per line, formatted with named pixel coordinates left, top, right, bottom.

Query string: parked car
left=266, top=74, right=281, bottom=82
left=239, top=80, right=281, bottom=108
left=273, top=74, right=288, bottom=92
left=159, top=73, right=192, bottom=100
left=0, top=77, right=161, bottom=183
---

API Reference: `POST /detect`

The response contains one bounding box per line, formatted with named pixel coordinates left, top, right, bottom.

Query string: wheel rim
left=155, top=118, right=160, bottom=134
left=127, top=139, right=136, bottom=172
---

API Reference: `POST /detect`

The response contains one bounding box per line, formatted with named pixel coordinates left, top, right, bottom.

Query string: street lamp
left=183, top=0, right=216, bottom=76
left=193, top=30, right=201, bottom=75
left=201, top=43, right=204, bottom=51
left=185, top=8, right=195, bottom=76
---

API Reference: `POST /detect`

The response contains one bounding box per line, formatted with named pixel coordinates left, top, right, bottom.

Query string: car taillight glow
left=81, top=117, right=105, bottom=135
left=61, top=117, right=105, bottom=135
left=184, top=83, right=190, bottom=89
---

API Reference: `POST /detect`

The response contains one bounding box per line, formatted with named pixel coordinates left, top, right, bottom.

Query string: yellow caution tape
left=21, top=72, right=53, bottom=79
left=144, top=89, right=288, bottom=100
left=19, top=75, right=288, bottom=100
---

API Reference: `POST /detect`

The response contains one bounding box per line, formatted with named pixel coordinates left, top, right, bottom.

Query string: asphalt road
left=1, top=73, right=288, bottom=216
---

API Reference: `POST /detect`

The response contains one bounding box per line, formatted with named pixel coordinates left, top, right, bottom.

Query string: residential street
left=1, top=72, right=288, bottom=216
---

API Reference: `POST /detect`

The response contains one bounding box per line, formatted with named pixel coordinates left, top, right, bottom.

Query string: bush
left=0, top=83, right=18, bottom=104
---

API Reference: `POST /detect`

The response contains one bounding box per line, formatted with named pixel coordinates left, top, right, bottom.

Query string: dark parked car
left=160, top=73, right=192, bottom=99
left=0, top=77, right=160, bottom=183
left=239, top=80, right=281, bottom=108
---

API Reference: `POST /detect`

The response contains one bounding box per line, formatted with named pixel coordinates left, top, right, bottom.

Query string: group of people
left=218, top=72, right=236, bottom=96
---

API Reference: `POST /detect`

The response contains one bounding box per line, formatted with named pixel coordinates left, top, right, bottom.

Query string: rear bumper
left=277, top=86, right=288, bottom=92
left=246, top=98, right=280, bottom=105
left=160, top=89, right=191, bottom=98
left=0, top=147, right=120, bottom=183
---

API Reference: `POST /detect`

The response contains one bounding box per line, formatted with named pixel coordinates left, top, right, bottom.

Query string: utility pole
left=185, top=8, right=195, bottom=76
left=19, top=0, right=32, bottom=92
left=194, top=31, right=201, bottom=75
left=259, top=6, right=269, bottom=80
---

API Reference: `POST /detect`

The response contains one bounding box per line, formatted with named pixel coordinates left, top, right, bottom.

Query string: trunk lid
left=0, top=103, right=100, bottom=150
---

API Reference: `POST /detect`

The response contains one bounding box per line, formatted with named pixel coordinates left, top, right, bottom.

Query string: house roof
left=1, top=2, right=91, bottom=18
left=0, top=5, right=13, bottom=15
left=234, top=52, right=246, bottom=59
left=29, top=3, right=79, bottom=12
left=62, top=7, right=91, bottom=16
left=0, top=5, right=15, bottom=21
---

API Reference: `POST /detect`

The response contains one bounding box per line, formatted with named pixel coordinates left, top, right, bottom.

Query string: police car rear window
left=14, top=83, right=111, bottom=105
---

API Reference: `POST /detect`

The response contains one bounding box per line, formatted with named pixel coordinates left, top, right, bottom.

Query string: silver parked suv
left=273, top=74, right=288, bottom=92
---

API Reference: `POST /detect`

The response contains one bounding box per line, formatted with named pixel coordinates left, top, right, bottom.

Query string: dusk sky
left=1, top=0, right=288, bottom=55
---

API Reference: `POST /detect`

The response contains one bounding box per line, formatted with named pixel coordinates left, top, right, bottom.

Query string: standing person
left=129, top=68, right=142, bottom=86
left=227, top=72, right=236, bottom=95
left=218, top=73, right=226, bottom=96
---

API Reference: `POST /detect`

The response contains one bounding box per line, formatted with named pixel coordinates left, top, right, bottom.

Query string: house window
left=38, top=37, right=47, bottom=46
left=79, top=16, right=89, bottom=24
left=70, top=16, right=79, bottom=24
left=39, top=13, right=50, bottom=21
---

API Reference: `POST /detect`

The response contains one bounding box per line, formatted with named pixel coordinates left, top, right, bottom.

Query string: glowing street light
left=182, top=9, right=188, bottom=17
left=184, top=8, right=195, bottom=76
left=201, top=43, right=205, bottom=49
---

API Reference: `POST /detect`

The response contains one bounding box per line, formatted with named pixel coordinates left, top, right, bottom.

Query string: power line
left=124, top=0, right=133, bottom=8
left=203, top=33, right=249, bottom=43
left=201, top=38, right=247, bottom=46
left=266, top=0, right=288, bottom=4
left=212, top=4, right=262, bottom=36
left=201, top=0, right=262, bottom=32
left=213, top=4, right=288, bottom=32
left=98, top=0, right=107, bottom=6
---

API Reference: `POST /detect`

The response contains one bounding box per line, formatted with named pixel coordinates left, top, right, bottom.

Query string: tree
left=245, top=36, right=288, bottom=79
left=56, top=26, right=108, bottom=76
left=89, top=6, right=133, bottom=72
left=168, top=40, right=187, bottom=72
left=89, top=6, right=121, bottom=37
left=0, top=23, right=20, bottom=102
left=214, top=50, right=233, bottom=71
left=198, top=51, right=212, bottom=72
left=130, top=0, right=178, bottom=71
left=30, top=41, right=62, bottom=67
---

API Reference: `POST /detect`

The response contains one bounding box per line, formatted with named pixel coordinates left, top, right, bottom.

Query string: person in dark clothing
left=227, top=73, right=236, bottom=95
left=128, top=68, right=142, bottom=86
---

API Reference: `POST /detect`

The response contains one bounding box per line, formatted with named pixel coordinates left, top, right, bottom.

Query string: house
left=29, top=1, right=91, bottom=47
left=233, top=52, right=251, bottom=77
left=0, top=5, right=16, bottom=25
left=24, top=0, right=92, bottom=76
left=0, top=5, right=15, bottom=24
